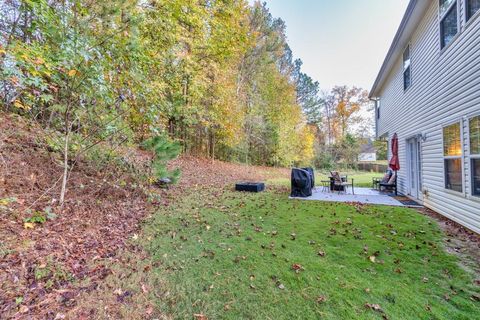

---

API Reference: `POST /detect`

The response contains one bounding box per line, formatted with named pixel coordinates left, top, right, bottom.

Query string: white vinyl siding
left=376, top=0, right=480, bottom=233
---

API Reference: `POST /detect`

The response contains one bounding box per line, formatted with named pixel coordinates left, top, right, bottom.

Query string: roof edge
left=369, top=0, right=418, bottom=98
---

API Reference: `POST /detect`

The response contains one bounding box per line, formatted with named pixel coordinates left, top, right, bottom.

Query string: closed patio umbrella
left=389, top=133, right=400, bottom=171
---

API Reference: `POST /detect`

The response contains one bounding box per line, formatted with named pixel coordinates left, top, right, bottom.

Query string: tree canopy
left=0, top=0, right=317, bottom=168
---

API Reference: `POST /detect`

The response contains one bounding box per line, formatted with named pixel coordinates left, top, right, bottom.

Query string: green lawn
left=316, top=171, right=380, bottom=188
left=138, top=186, right=479, bottom=319
left=270, top=170, right=382, bottom=188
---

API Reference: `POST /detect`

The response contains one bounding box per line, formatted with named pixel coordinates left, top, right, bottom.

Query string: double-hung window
left=403, top=46, right=411, bottom=90
left=467, top=0, right=480, bottom=21
left=439, top=0, right=458, bottom=49
left=443, top=122, right=463, bottom=192
left=470, top=116, right=480, bottom=196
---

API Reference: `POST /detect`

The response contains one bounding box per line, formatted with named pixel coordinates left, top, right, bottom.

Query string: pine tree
left=143, top=136, right=182, bottom=184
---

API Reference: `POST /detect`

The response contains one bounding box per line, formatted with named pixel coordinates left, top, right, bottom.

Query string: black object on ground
left=301, top=167, right=315, bottom=188
left=290, top=168, right=313, bottom=197
left=235, top=182, right=265, bottom=192
left=390, top=196, right=422, bottom=207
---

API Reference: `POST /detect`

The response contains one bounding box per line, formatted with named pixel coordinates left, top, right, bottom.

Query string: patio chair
left=372, top=169, right=393, bottom=190
left=330, top=171, right=354, bottom=195
left=379, top=171, right=397, bottom=195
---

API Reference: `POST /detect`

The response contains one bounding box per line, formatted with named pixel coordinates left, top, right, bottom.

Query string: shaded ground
left=0, top=114, right=151, bottom=318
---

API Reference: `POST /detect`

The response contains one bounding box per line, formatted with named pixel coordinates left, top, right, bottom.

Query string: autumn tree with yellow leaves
left=0, top=0, right=317, bottom=201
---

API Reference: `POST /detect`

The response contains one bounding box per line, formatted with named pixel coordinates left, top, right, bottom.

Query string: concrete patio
left=291, top=187, right=405, bottom=206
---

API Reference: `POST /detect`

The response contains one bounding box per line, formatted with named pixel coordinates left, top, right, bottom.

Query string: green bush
left=143, top=135, right=182, bottom=184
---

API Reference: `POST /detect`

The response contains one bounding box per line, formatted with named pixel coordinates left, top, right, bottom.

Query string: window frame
left=439, top=0, right=459, bottom=50
left=467, top=114, right=480, bottom=197
left=466, top=0, right=480, bottom=22
left=442, top=120, right=464, bottom=194
left=403, top=45, right=412, bottom=91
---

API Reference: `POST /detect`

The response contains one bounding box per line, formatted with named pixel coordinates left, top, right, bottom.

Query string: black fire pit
left=235, top=182, right=265, bottom=193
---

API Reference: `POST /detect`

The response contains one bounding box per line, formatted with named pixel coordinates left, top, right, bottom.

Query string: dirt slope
left=0, top=113, right=288, bottom=319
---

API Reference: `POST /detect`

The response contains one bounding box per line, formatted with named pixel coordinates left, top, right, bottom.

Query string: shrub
left=143, top=135, right=182, bottom=184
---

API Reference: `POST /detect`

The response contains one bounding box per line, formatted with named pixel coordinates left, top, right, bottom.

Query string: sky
left=249, top=0, right=410, bottom=92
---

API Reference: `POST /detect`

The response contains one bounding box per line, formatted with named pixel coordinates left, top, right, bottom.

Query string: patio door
left=406, top=137, right=421, bottom=199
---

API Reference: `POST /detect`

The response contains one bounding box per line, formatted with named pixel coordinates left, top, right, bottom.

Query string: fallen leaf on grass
left=365, top=303, right=384, bottom=313
left=316, top=295, right=327, bottom=303
left=291, top=263, right=304, bottom=273
left=67, top=69, right=78, bottom=77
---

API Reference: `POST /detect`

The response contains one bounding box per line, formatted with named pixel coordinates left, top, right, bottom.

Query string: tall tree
left=324, top=85, right=369, bottom=141
left=292, top=59, right=323, bottom=126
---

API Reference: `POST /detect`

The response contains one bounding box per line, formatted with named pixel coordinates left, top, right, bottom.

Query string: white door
left=407, top=137, right=420, bottom=199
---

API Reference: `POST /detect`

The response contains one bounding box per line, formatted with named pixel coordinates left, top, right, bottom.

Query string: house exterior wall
left=376, top=1, right=480, bottom=233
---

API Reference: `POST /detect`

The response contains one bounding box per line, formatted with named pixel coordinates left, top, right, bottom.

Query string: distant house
left=358, top=143, right=377, bottom=162
left=369, top=0, right=480, bottom=233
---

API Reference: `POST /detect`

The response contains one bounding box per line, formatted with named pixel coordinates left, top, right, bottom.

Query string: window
left=403, top=46, right=411, bottom=90
left=439, top=0, right=458, bottom=49
left=440, top=0, right=455, bottom=14
left=467, top=0, right=480, bottom=21
left=470, top=116, right=480, bottom=196
left=443, top=122, right=462, bottom=192
left=376, top=100, right=380, bottom=120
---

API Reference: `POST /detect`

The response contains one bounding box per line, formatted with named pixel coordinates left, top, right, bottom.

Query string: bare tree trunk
left=60, top=129, right=69, bottom=206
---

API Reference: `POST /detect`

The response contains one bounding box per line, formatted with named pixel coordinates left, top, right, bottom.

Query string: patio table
left=329, top=176, right=354, bottom=194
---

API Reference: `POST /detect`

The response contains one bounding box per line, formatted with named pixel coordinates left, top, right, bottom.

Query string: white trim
left=467, top=113, right=480, bottom=197
left=442, top=120, right=464, bottom=193
left=403, top=44, right=413, bottom=91
left=439, top=0, right=457, bottom=19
